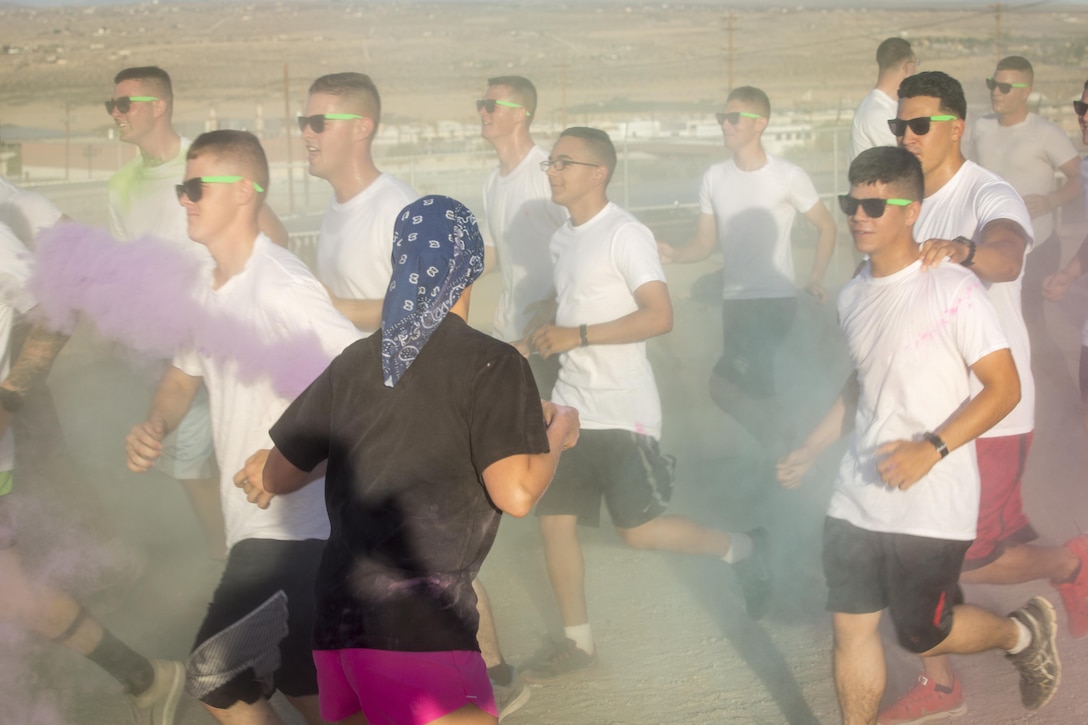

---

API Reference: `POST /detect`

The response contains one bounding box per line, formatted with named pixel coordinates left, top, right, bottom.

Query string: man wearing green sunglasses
left=969, top=56, right=1081, bottom=381
left=878, top=69, right=1083, bottom=725
left=106, top=66, right=288, bottom=562
left=301, top=72, right=418, bottom=336
left=658, top=85, right=837, bottom=458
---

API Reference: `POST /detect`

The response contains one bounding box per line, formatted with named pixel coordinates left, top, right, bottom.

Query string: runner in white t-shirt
left=475, top=74, right=569, bottom=718
left=967, top=56, right=1082, bottom=381
left=779, top=145, right=1059, bottom=724
left=659, top=86, right=836, bottom=457
left=848, top=38, right=917, bottom=164
left=1042, top=81, right=1088, bottom=491
left=107, top=66, right=289, bottom=558
left=522, top=127, right=771, bottom=683
left=874, top=70, right=1083, bottom=724
left=0, top=220, right=186, bottom=724
left=478, top=77, right=568, bottom=351
left=301, top=72, right=418, bottom=336
left=124, top=131, right=358, bottom=725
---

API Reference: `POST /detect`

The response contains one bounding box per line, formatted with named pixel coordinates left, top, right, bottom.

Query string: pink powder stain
left=29, top=223, right=335, bottom=399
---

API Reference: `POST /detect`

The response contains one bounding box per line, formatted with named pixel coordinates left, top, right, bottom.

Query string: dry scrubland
left=1, top=2, right=1087, bottom=135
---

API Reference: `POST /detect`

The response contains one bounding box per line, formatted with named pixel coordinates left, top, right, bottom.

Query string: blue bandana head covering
left=381, top=195, right=484, bottom=387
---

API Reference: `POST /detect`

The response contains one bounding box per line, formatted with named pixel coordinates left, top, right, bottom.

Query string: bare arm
left=658, top=213, right=717, bottom=264
left=481, top=401, right=580, bottom=518
left=801, top=200, right=837, bottom=304
left=258, top=206, right=290, bottom=248
left=529, top=280, right=672, bottom=359
left=1023, top=156, right=1082, bottom=219
left=875, top=347, right=1019, bottom=490
left=778, top=374, right=858, bottom=489
left=125, top=366, right=201, bottom=473
left=1, top=322, right=68, bottom=397
left=325, top=293, right=383, bottom=332
left=1043, top=237, right=1085, bottom=301
left=234, top=447, right=327, bottom=508
left=920, top=218, right=1029, bottom=283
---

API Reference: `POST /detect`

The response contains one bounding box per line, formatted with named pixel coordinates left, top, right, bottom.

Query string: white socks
left=1007, top=618, right=1032, bottom=655
left=564, top=623, right=595, bottom=655
left=722, top=532, right=753, bottom=564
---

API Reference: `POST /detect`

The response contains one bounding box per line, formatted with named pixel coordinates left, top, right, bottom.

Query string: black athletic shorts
left=188, top=538, right=324, bottom=708
left=822, top=517, right=970, bottom=654
left=535, top=429, right=673, bottom=529
left=713, top=297, right=797, bottom=398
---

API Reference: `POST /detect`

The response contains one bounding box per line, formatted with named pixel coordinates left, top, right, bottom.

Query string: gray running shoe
left=130, top=659, right=185, bottom=725
left=492, top=667, right=530, bottom=721
left=1006, top=596, right=1061, bottom=711
left=731, top=527, right=772, bottom=620
left=521, top=637, right=599, bottom=683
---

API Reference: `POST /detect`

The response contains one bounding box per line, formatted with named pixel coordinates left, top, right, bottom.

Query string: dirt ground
left=2, top=232, right=1086, bottom=724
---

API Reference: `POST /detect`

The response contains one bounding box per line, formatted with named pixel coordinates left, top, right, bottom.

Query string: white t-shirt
left=175, top=234, right=361, bottom=549
left=108, top=138, right=208, bottom=262
left=0, top=223, right=34, bottom=472
left=849, top=88, right=899, bottom=164
left=914, top=161, right=1035, bottom=438
left=968, top=113, right=1079, bottom=243
left=483, top=145, right=568, bottom=342
left=0, top=178, right=62, bottom=246
left=315, top=173, right=418, bottom=336
left=828, top=260, right=1010, bottom=540
left=698, top=155, right=821, bottom=300
left=550, top=202, right=666, bottom=440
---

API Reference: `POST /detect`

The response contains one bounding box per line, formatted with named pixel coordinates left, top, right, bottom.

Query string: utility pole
left=561, top=64, right=568, bottom=129
left=283, top=63, right=295, bottom=214
left=63, top=102, right=71, bottom=181
left=727, top=11, right=734, bottom=91
left=994, top=3, right=1002, bottom=65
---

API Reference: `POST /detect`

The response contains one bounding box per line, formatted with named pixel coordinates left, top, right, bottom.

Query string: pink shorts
left=963, top=433, right=1038, bottom=569
left=313, top=648, right=497, bottom=724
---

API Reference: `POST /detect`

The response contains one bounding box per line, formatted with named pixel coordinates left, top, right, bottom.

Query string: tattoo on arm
left=3, top=325, right=69, bottom=395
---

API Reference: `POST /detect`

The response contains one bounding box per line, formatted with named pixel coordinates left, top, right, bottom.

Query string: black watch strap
left=954, top=236, right=976, bottom=267
left=923, top=431, right=949, bottom=458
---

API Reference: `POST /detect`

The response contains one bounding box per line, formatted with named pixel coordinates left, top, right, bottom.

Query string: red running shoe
left=877, top=675, right=966, bottom=725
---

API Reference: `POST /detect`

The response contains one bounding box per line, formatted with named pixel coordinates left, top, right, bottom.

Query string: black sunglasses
left=104, top=95, right=158, bottom=115
left=985, top=78, right=1028, bottom=94
left=175, top=176, right=264, bottom=203
left=837, top=195, right=913, bottom=218
left=296, top=113, right=364, bottom=133
left=716, top=111, right=762, bottom=126
left=887, top=115, right=958, bottom=137
left=1074, top=101, right=1088, bottom=118
left=475, top=99, right=529, bottom=115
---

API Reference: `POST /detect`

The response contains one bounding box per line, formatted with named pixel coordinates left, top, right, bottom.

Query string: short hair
left=187, top=130, right=270, bottom=195
left=848, top=146, right=924, bottom=202
left=487, top=75, right=538, bottom=123
left=113, top=66, right=173, bottom=107
left=308, top=72, right=381, bottom=130
left=995, top=55, right=1034, bottom=84
left=898, top=71, right=967, bottom=122
left=876, top=38, right=914, bottom=72
left=559, top=126, right=617, bottom=183
left=726, top=86, right=771, bottom=120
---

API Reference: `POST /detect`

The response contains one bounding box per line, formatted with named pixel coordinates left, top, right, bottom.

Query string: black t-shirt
left=270, top=314, right=548, bottom=652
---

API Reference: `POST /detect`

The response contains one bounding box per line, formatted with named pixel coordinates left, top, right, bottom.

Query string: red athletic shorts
left=962, top=433, right=1038, bottom=570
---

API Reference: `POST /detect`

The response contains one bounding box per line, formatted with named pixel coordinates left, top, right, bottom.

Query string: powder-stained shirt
left=271, top=314, right=548, bottom=652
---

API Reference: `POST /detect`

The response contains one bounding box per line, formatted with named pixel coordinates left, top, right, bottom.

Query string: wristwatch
left=0, top=387, right=24, bottom=413
left=954, top=236, right=976, bottom=267
left=922, top=431, right=949, bottom=459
